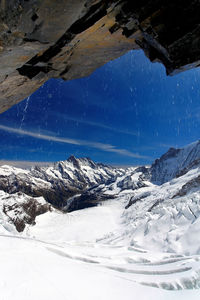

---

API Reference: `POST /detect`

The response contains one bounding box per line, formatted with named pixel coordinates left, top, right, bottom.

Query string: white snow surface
left=0, top=164, right=29, bottom=176
left=1, top=151, right=200, bottom=298
left=119, top=168, right=200, bottom=255
left=1, top=197, right=200, bottom=300
left=1, top=175, right=200, bottom=299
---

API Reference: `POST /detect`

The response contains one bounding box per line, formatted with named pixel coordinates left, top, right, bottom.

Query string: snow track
left=1, top=198, right=195, bottom=298
left=44, top=241, right=200, bottom=291
left=1, top=147, right=200, bottom=299
left=1, top=232, right=200, bottom=300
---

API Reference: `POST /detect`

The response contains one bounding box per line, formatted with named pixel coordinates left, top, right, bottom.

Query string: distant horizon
left=0, top=158, right=142, bottom=169
left=0, top=137, right=198, bottom=169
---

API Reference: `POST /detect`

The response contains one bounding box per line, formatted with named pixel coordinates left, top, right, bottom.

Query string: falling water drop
left=19, top=96, right=30, bottom=129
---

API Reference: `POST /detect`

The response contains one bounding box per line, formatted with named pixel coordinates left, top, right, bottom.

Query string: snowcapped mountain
left=1, top=141, right=200, bottom=299
left=0, top=155, right=126, bottom=210
left=1, top=141, right=200, bottom=233
left=150, top=140, right=200, bottom=184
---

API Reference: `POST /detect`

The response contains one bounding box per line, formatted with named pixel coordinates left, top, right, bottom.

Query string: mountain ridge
left=1, top=140, right=200, bottom=233
left=150, top=140, right=200, bottom=184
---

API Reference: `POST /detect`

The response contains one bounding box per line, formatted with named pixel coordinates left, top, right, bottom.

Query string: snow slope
left=1, top=197, right=200, bottom=300
left=114, top=168, right=200, bottom=255
left=2, top=236, right=200, bottom=300
left=1, top=142, right=200, bottom=299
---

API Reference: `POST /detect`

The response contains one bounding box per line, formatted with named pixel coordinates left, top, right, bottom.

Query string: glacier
left=1, top=141, right=200, bottom=299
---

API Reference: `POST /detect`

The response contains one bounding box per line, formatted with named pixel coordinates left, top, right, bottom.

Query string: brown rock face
left=0, top=0, right=200, bottom=112
left=2, top=192, right=51, bottom=232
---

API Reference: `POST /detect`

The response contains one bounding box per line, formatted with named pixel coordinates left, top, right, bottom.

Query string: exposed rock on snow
left=0, top=190, right=51, bottom=232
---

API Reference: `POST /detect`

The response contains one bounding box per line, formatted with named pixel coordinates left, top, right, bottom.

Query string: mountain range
left=1, top=141, right=200, bottom=234
left=1, top=141, right=200, bottom=298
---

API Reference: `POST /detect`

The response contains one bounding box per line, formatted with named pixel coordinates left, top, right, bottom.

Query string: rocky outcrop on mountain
left=125, top=191, right=151, bottom=209
left=117, top=173, right=148, bottom=191
left=1, top=1, right=200, bottom=112
left=173, top=175, right=200, bottom=199
left=64, top=191, right=116, bottom=213
left=0, top=190, right=51, bottom=232
left=175, top=158, right=200, bottom=179
left=150, top=141, right=200, bottom=185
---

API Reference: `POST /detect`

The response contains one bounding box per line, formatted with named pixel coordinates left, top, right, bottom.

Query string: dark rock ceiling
left=0, top=0, right=200, bottom=113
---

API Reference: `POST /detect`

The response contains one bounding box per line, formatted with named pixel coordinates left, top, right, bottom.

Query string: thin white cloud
left=0, top=124, right=149, bottom=159
left=52, top=113, right=139, bottom=137
left=158, top=143, right=176, bottom=149
left=0, top=160, right=53, bottom=168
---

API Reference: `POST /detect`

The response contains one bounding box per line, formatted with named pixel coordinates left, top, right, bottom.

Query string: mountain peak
left=151, top=140, right=200, bottom=184
left=67, top=155, right=77, bottom=162
left=67, top=155, right=80, bottom=169
left=67, top=155, right=97, bottom=169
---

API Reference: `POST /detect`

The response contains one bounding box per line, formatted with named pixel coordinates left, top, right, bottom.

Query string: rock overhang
left=0, top=0, right=200, bottom=112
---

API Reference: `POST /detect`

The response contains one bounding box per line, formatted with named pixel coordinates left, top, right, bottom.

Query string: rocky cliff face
left=1, top=0, right=200, bottom=112
left=150, top=140, right=200, bottom=184
left=0, top=190, right=51, bottom=232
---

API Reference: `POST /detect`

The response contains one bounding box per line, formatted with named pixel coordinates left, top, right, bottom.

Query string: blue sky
left=0, top=50, right=200, bottom=165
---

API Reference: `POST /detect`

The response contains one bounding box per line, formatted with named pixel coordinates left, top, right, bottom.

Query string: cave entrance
left=0, top=50, right=199, bottom=167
